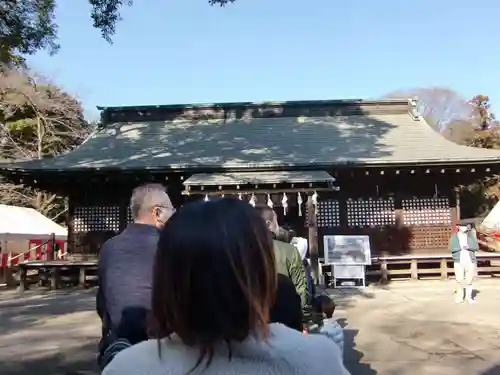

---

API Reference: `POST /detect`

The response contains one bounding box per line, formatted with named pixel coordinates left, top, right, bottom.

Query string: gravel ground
left=1, top=279, right=500, bottom=375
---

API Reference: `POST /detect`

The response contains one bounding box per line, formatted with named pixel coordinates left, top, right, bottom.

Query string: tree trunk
left=36, top=116, right=43, bottom=159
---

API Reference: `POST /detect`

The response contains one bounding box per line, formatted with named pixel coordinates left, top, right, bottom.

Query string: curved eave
left=2, top=158, right=500, bottom=177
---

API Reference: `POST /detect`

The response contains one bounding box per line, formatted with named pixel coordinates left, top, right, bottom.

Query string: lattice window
left=402, top=198, right=451, bottom=226
left=318, top=200, right=340, bottom=228
left=73, top=206, right=121, bottom=233
left=408, top=227, right=451, bottom=249
left=305, top=200, right=340, bottom=228
left=347, top=198, right=395, bottom=228
left=127, top=207, right=134, bottom=223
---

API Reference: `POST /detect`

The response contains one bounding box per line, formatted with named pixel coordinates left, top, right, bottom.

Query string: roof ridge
left=98, top=99, right=414, bottom=125
left=97, top=98, right=411, bottom=112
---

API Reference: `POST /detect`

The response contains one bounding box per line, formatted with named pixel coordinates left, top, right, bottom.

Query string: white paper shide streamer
left=267, top=194, right=273, bottom=209
left=312, top=191, right=318, bottom=215
left=281, top=193, right=288, bottom=215
left=297, top=193, right=303, bottom=216
left=238, top=193, right=243, bottom=200
left=249, top=193, right=257, bottom=207
left=204, top=194, right=209, bottom=202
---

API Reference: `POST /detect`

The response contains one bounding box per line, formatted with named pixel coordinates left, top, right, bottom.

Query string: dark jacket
left=303, top=259, right=316, bottom=304
left=449, top=230, right=479, bottom=263
left=96, top=223, right=159, bottom=331
left=98, top=307, right=150, bottom=371
left=270, top=274, right=303, bottom=332
left=273, top=239, right=308, bottom=308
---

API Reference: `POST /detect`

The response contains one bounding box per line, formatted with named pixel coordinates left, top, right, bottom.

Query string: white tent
left=481, top=200, right=500, bottom=232
left=0, top=204, right=67, bottom=241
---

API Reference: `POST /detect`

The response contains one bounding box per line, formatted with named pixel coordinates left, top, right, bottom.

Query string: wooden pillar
left=380, top=260, right=388, bottom=284
left=394, top=192, right=405, bottom=254
left=79, top=267, right=86, bottom=288
left=18, top=265, right=28, bottom=292
left=449, top=187, right=458, bottom=230
left=2, top=268, right=14, bottom=286
left=410, top=259, right=418, bottom=280
left=47, top=233, right=55, bottom=261
left=1, top=238, right=13, bottom=286
left=51, top=267, right=60, bottom=290
left=307, top=194, right=320, bottom=284
left=440, top=258, right=448, bottom=279
left=66, top=196, right=75, bottom=254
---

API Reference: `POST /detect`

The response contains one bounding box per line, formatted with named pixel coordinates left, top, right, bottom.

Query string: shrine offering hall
left=3, top=98, right=500, bottom=264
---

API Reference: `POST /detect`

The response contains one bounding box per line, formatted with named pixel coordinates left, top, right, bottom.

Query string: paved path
left=1, top=280, right=500, bottom=374
left=331, top=279, right=500, bottom=375
left=0, top=289, right=100, bottom=375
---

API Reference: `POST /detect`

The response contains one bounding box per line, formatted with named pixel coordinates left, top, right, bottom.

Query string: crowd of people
left=96, top=183, right=349, bottom=374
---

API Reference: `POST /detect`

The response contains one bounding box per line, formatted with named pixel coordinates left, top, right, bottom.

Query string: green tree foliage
left=459, top=95, right=500, bottom=218
left=88, top=0, right=233, bottom=42
left=0, top=0, right=59, bottom=66
left=0, top=0, right=234, bottom=65
left=469, top=94, right=496, bottom=131
left=467, top=95, right=499, bottom=149
left=443, top=95, right=498, bottom=146
left=0, top=67, right=93, bottom=218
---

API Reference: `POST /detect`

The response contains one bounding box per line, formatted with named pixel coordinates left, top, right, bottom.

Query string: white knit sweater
left=103, top=323, right=350, bottom=375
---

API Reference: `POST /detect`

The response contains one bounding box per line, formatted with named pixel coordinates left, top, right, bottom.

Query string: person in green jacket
left=256, top=206, right=309, bottom=308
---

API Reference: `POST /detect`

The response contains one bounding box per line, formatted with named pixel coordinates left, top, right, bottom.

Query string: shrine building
left=3, top=98, right=500, bottom=282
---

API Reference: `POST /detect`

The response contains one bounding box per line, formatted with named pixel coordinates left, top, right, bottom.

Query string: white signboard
left=333, top=265, right=366, bottom=288
left=333, top=264, right=365, bottom=278
left=323, top=235, right=371, bottom=265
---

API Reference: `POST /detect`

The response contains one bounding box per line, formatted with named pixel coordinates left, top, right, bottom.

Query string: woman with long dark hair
left=103, top=198, right=348, bottom=375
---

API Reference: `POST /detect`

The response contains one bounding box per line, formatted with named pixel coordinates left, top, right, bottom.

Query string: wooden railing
left=1, top=240, right=67, bottom=269
left=319, top=252, right=500, bottom=285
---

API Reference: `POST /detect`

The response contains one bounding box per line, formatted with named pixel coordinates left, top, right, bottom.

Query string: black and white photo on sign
left=323, top=235, right=371, bottom=265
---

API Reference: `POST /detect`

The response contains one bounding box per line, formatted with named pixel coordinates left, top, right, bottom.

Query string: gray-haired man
left=97, top=183, right=175, bottom=355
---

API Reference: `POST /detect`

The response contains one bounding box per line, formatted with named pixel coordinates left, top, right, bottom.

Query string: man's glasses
left=156, top=204, right=176, bottom=214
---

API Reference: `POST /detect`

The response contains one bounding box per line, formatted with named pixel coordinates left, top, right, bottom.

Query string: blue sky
left=29, top=0, right=500, bottom=120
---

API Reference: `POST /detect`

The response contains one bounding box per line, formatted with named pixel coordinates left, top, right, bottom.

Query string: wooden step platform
left=13, top=257, right=98, bottom=292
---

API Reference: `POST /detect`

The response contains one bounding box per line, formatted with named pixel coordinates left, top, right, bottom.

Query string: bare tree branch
left=384, top=87, right=473, bottom=131
left=0, top=66, right=92, bottom=219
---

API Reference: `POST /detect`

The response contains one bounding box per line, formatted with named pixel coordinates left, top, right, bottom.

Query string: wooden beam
left=182, top=186, right=337, bottom=196
left=307, top=195, right=320, bottom=285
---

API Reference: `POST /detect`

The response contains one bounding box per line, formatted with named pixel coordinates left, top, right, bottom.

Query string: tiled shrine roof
left=3, top=99, right=500, bottom=172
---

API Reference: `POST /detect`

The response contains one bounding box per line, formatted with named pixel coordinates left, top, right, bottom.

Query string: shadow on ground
left=0, top=289, right=96, bottom=336
left=324, top=287, right=380, bottom=374
left=339, top=318, right=378, bottom=375
left=1, top=341, right=99, bottom=375
left=481, top=364, right=500, bottom=375
left=0, top=288, right=99, bottom=375
left=326, top=283, right=379, bottom=310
